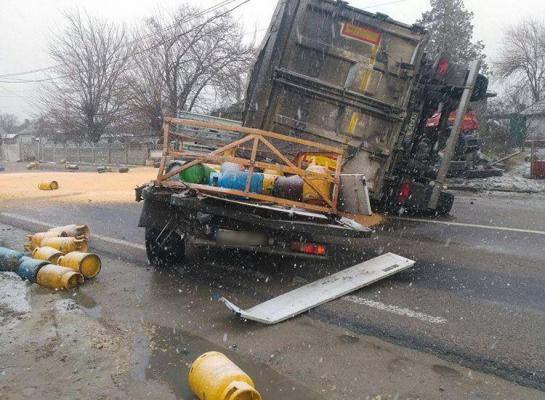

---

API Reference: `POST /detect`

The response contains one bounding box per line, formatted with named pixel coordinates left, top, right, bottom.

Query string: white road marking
left=0, top=212, right=146, bottom=251
left=343, top=295, right=447, bottom=325
left=91, top=233, right=146, bottom=251
left=395, top=217, right=545, bottom=236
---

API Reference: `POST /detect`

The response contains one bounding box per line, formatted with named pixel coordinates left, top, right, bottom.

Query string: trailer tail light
left=398, top=182, right=411, bottom=204
left=291, top=242, right=327, bottom=256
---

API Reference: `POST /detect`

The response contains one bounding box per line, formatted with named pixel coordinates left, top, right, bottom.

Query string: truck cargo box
left=244, top=0, right=427, bottom=197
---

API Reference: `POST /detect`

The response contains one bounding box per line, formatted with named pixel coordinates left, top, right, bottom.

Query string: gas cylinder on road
left=188, top=351, right=261, bottom=400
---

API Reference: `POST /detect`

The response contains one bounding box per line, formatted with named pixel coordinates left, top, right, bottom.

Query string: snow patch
left=0, top=272, right=31, bottom=315
left=451, top=162, right=545, bottom=193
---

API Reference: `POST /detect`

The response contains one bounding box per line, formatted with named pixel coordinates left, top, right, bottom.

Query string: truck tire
left=435, top=191, right=455, bottom=216
left=145, top=228, right=185, bottom=268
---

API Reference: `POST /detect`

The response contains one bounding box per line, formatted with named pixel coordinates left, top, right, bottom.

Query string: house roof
left=522, top=100, right=545, bottom=116
left=1, top=131, right=36, bottom=140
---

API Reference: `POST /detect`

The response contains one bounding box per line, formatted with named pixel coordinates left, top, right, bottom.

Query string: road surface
left=1, top=166, right=545, bottom=398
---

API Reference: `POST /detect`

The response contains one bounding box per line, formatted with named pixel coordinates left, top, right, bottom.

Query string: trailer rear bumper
left=138, top=186, right=372, bottom=257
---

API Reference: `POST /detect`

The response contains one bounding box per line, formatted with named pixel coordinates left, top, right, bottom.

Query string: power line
left=0, top=76, right=68, bottom=84
left=0, top=0, right=249, bottom=83
left=363, top=0, right=413, bottom=10
left=130, top=0, right=251, bottom=59
left=0, top=66, right=57, bottom=79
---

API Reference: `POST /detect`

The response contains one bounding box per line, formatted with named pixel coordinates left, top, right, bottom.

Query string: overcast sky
left=1, top=0, right=544, bottom=119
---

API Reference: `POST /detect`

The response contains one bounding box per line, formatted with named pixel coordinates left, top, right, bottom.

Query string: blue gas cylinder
left=17, top=256, right=50, bottom=283
left=209, top=171, right=264, bottom=194
left=0, top=247, right=24, bottom=272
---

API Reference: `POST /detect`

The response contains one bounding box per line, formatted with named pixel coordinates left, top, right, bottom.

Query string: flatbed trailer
left=136, top=117, right=373, bottom=267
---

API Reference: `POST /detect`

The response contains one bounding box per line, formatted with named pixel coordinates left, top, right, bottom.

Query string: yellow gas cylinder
left=36, top=264, right=84, bottom=289
left=49, top=224, right=90, bottom=239
left=262, top=174, right=279, bottom=195
left=40, top=237, right=89, bottom=253
left=303, top=165, right=332, bottom=205
left=307, top=155, right=337, bottom=170
left=38, top=181, right=59, bottom=190
left=27, top=231, right=66, bottom=250
left=263, top=168, right=284, bottom=176
left=58, top=252, right=101, bottom=279
left=188, top=352, right=262, bottom=400
left=32, top=246, right=64, bottom=264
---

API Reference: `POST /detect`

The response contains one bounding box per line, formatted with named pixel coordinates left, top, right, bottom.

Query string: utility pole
left=428, top=60, right=481, bottom=210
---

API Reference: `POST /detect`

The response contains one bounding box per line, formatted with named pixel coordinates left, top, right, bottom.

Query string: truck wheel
left=435, top=192, right=455, bottom=216
left=145, top=228, right=185, bottom=268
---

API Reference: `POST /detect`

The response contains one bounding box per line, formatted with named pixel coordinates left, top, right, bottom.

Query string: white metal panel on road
left=221, top=252, right=415, bottom=325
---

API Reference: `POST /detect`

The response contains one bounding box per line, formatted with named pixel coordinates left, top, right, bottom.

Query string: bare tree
left=496, top=19, right=545, bottom=105
left=43, top=11, right=132, bottom=143
left=126, top=23, right=167, bottom=136
left=0, top=112, right=19, bottom=134
left=132, top=5, right=254, bottom=123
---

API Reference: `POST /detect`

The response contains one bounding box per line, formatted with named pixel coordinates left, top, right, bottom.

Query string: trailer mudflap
left=220, top=252, right=415, bottom=324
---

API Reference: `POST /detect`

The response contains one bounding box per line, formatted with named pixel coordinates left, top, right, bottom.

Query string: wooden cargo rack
left=156, top=117, right=345, bottom=214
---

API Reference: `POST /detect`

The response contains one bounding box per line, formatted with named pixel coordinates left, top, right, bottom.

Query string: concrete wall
left=36, top=142, right=156, bottom=166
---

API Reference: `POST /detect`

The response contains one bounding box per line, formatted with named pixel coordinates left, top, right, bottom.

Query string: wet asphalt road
left=1, top=190, right=545, bottom=392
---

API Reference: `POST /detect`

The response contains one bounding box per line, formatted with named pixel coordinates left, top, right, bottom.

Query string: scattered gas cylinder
left=272, top=175, right=304, bottom=201
left=49, top=224, right=90, bottom=239
left=0, top=247, right=24, bottom=272
left=26, top=231, right=66, bottom=250
left=36, top=264, right=84, bottom=289
left=58, top=251, right=101, bottom=279
left=302, top=165, right=332, bottom=205
left=40, top=237, right=88, bottom=253
left=65, top=164, right=79, bottom=171
left=118, top=167, right=129, bottom=173
left=38, top=181, right=59, bottom=191
left=32, top=246, right=64, bottom=264
left=17, top=256, right=50, bottom=283
left=188, top=352, right=262, bottom=400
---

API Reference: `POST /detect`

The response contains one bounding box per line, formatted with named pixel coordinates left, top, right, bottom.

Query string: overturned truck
left=243, top=0, right=488, bottom=214
left=137, top=0, right=487, bottom=267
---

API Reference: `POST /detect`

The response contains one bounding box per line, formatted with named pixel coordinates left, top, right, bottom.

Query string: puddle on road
left=65, top=290, right=103, bottom=320
left=132, top=325, right=319, bottom=400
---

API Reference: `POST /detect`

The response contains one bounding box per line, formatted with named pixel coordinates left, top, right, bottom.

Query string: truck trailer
left=243, top=0, right=488, bottom=214
left=137, top=0, right=487, bottom=267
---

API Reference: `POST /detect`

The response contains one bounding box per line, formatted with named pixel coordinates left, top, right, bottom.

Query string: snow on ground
left=451, top=152, right=545, bottom=193
left=0, top=272, right=31, bottom=328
